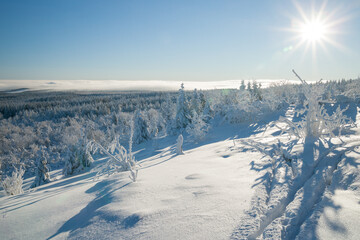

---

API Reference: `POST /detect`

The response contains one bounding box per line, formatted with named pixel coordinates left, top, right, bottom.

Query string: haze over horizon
left=1, top=0, right=359, bottom=82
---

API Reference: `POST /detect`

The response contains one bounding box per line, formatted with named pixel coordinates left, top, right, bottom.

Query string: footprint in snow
left=185, top=173, right=202, bottom=180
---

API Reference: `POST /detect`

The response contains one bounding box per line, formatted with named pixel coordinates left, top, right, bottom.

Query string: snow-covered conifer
left=240, top=80, right=246, bottom=91
left=186, top=110, right=209, bottom=142
left=176, top=134, right=184, bottom=155
left=63, top=141, right=93, bottom=176
left=191, top=88, right=201, bottom=115
left=175, top=84, right=190, bottom=130
left=133, top=110, right=150, bottom=144
left=31, top=149, right=51, bottom=188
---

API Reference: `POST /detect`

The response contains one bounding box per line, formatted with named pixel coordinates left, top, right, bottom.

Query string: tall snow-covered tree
left=252, top=80, right=262, bottom=101
left=133, top=110, right=150, bottom=144
left=240, top=80, right=246, bottom=91
left=161, top=93, right=175, bottom=122
left=175, top=83, right=191, bottom=130
left=191, top=88, right=201, bottom=115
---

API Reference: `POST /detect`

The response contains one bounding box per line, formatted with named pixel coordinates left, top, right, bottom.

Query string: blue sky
left=1, top=0, right=359, bottom=81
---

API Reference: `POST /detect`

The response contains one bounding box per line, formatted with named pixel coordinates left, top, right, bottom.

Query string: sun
left=300, top=20, right=328, bottom=42
left=284, top=1, right=348, bottom=57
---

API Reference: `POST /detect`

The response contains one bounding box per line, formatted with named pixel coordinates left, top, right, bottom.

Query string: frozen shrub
left=276, top=70, right=354, bottom=141
left=91, top=139, right=138, bottom=181
left=1, top=167, right=25, bottom=195
left=90, top=121, right=138, bottom=182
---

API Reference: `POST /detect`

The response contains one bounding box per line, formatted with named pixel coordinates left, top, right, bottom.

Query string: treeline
left=0, top=78, right=359, bottom=182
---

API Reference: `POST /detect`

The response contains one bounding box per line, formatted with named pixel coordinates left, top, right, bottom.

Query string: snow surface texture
left=1, top=106, right=360, bottom=240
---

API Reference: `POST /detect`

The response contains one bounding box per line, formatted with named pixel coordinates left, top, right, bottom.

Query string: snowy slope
left=1, top=106, right=359, bottom=240
left=0, top=125, right=265, bottom=240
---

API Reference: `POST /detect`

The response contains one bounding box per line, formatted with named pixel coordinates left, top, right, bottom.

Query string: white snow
left=0, top=106, right=359, bottom=240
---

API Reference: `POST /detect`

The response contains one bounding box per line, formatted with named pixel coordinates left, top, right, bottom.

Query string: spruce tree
left=175, top=83, right=190, bottom=129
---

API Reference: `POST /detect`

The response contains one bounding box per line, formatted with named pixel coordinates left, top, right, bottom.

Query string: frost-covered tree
left=133, top=110, right=150, bottom=144
left=1, top=167, right=25, bottom=195
left=186, top=110, right=209, bottom=142
left=252, top=80, right=262, bottom=101
left=191, top=88, right=201, bottom=115
left=31, top=149, right=51, bottom=188
left=160, top=93, right=175, bottom=123
left=176, top=134, right=184, bottom=155
left=175, top=83, right=191, bottom=130
left=240, top=80, right=246, bottom=91
left=63, top=141, right=93, bottom=176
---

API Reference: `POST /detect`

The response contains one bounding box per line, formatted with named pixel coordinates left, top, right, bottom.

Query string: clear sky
left=1, top=0, right=359, bottom=81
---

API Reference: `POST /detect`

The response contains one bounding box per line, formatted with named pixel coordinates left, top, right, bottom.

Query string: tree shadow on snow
left=0, top=172, right=97, bottom=214
left=47, top=179, right=135, bottom=239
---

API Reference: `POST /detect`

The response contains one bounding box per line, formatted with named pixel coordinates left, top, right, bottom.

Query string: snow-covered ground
left=1, top=106, right=359, bottom=240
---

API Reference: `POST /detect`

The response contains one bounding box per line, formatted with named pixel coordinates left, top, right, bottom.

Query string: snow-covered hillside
left=1, top=106, right=359, bottom=239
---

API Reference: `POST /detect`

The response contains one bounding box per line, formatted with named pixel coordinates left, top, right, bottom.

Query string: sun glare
left=284, top=1, right=348, bottom=58
left=300, top=20, right=327, bottom=42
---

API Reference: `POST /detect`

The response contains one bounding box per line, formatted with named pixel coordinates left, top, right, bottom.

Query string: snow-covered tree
left=252, top=80, right=262, bottom=101
left=240, top=80, right=246, bottom=91
left=1, top=167, right=25, bottom=195
left=63, top=141, right=93, bottom=176
left=175, top=84, right=191, bottom=130
left=176, top=134, right=184, bottom=155
left=186, top=110, right=209, bottom=142
left=31, top=149, right=51, bottom=188
left=160, top=93, right=175, bottom=122
left=133, top=110, right=150, bottom=144
left=191, top=88, right=201, bottom=115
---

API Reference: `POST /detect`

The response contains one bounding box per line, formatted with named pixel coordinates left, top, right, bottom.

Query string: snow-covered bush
left=276, top=70, right=354, bottom=141
left=90, top=120, right=138, bottom=182
left=176, top=134, right=184, bottom=155
left=1, top=167, right=25, bottom=195
left=91, top=139, right=138, bottom=181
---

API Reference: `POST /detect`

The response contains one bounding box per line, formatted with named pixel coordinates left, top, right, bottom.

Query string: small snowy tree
left=31, top=149, right=51, bottom=188
left=1, top=167, right=25, bottom=195
left=176, top=134, right=184, bottom=155
left=128, top=118, right=138, bottom=182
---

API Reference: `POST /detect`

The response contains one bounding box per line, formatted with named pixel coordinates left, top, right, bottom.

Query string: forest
left=1, top=78, right=358, bottom=193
